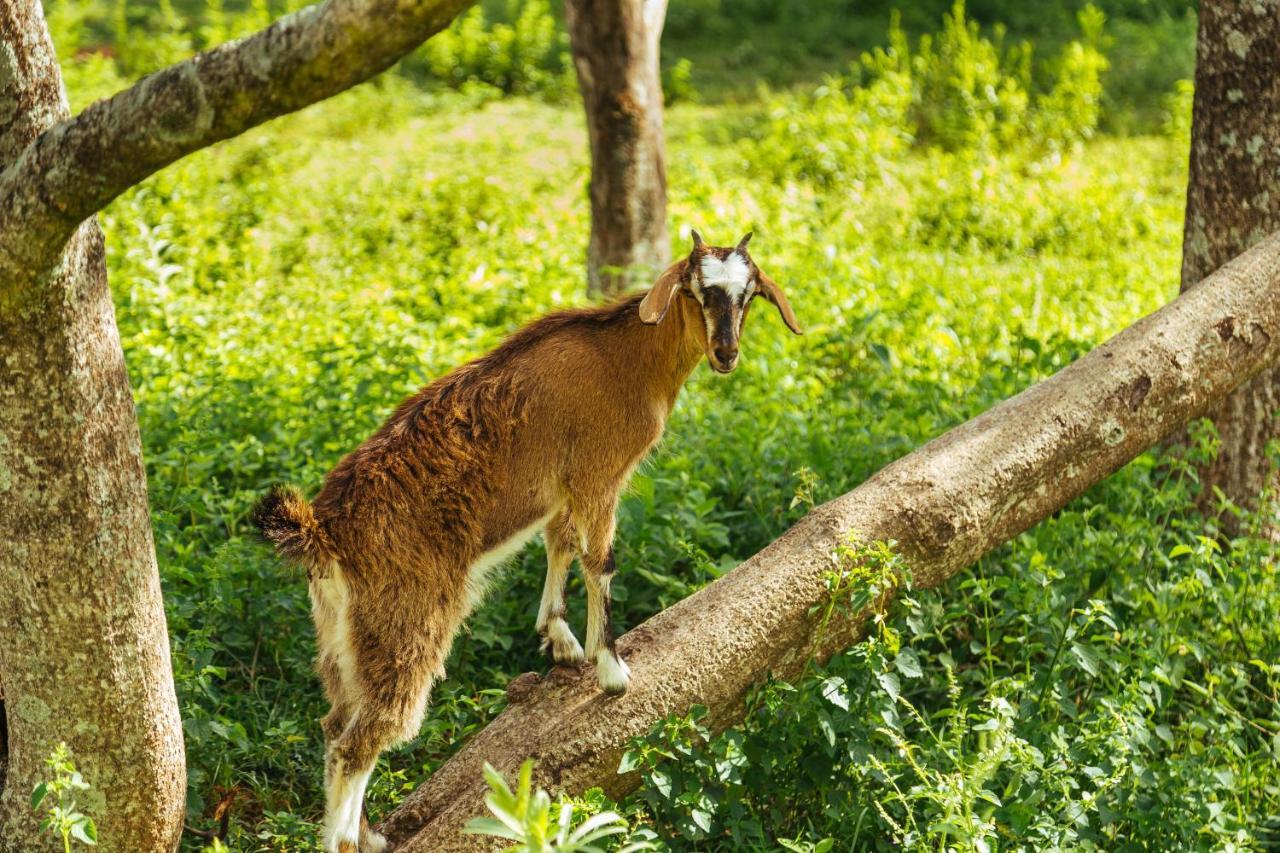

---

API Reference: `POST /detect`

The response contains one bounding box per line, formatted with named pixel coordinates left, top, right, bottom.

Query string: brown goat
left=253, top=231, right=801, bottom=852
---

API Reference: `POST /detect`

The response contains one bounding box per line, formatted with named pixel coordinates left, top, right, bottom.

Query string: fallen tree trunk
left=379, top=234, right=1280, bottom=850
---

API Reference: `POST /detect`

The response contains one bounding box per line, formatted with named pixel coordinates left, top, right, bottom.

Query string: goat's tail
left=251, top=485, right=336, bottom=574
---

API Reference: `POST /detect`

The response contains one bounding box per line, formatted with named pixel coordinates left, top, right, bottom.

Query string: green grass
left=40, top=0, right=1280, bottom=849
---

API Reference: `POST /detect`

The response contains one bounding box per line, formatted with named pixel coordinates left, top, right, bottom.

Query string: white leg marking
left=584, top=572, right=628, bottom=693
left=536, top=542, right=571, bottom=632
left=311, top=566, right=360, bottom=713
left=469, top=512, right=558, bottom=616
left=361, top=825, right=388, bottom=853
left=542, top=617, right=585, bottom=664
left=322, top=756, right=349, bottom=852
left=596, top=648, right=631, bottom=696
left=324, top=762, right=373, bottom=852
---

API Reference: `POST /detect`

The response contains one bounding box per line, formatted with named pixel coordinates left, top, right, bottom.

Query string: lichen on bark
left=1181, top=0, right=1280, bottom=531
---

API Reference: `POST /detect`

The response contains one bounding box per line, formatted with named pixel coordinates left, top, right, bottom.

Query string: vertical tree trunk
left=564, top=0, right=670, bottom=296
left=0, top=5, right=185, bottom=850
left=1181, top=0, right=1280, bottom=532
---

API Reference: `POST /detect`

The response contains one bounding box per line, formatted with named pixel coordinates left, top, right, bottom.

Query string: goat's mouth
left=709, top=356, right=739, bottom=374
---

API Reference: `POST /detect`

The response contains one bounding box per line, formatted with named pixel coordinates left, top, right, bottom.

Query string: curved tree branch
left=0, top=0, right=473, bottom=293
left=379, top=233, right=1280, bottom=850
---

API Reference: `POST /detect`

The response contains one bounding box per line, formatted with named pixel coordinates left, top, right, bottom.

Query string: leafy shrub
left=31, top=743, right=99, bottom=852
left=749, top=64, right=914, bottom=188
left=111, top=0, right=193, bottom=77
left=750, top=2, right=1109, bottom=186
left=464, top=760, right=656, bottom=852
left=404, top=0, right=571, bottom=97
left=901, top=4, right=1033, bottom=151
left=662, top=57, right=697, bottom=105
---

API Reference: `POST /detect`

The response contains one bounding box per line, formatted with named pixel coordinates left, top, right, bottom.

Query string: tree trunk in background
left=1181, top=0, right=1280, bottom=533
left=380, top=231, right=1280, bottom=851
left=565, top=0, right=670, bottom=296
left=0, top=6, right=184, bottom=849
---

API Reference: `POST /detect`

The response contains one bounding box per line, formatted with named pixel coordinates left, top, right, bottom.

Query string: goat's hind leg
left=537, top=509, right=584, bottom=665
left=571, top=495, right=629, bottom=695
left=322, top=667, right=438, bottom=853
left=584, top=545, right=629, bottom=695
left=319, top=585, right=447, bottom=852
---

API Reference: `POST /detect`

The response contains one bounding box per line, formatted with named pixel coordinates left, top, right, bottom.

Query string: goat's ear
left=756, top=271, right=803, bottom=335
left=638, top=259, right=689, bottom=325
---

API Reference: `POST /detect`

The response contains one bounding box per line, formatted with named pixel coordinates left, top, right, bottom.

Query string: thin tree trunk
left=380, top=233, right=1280, bottom=851
left=0, top=6, right=184, bottom=848
left=564, top=0, right=669, bottom=296
left=1181, top=0, right=1280, bottom=532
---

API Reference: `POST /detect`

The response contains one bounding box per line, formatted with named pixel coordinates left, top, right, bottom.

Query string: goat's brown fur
left=253, top=236, right=799, bottom=852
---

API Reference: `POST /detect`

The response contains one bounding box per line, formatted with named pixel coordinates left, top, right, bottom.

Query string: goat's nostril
left=714, top=347, right=738, bottom=365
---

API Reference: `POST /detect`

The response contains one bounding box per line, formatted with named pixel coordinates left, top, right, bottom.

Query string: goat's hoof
left=360, top=829, right=388, bottom=853
left=596, top=651, right=631, bottom=696
left=553, top=640, right=585, bottom=666
left=541, top=622, right=585, bottom=665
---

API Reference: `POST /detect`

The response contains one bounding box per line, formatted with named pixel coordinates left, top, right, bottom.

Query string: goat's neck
left=626, top=293, right=706, bottom=414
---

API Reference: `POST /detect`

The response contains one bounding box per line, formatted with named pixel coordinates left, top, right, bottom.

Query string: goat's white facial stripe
left=699, top=252, right=751, bottom=299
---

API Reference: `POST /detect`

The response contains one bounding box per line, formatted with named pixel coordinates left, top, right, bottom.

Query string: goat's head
left=638, top=230, right=803, bottom=373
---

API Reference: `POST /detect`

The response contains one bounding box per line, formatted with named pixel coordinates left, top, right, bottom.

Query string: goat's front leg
left=571, top=494, right=628, bottom=695
left=537, top=510, right=584, bottom=665
left=583, top=545, right=629, bottom=695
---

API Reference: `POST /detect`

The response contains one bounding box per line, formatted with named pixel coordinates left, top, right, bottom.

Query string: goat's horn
left=691, top=229, right=705, bottom=250
left=736, top=232, right=753, bottom=253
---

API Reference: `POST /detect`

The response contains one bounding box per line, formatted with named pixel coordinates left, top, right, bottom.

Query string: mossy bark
left=1181, top=0, right=1280, bottom=531
left=565, top=0, right=670, bottom=296
left=0, top=5, right=184, bottom=849
left=381, top=233, right=1280, bottom=851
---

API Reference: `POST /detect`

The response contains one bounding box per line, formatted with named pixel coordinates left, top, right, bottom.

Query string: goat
left=252, top=230, right=802, bottom=853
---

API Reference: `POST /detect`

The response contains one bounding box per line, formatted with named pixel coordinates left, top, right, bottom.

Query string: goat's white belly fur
left=464, top=511, right=557, bottom=614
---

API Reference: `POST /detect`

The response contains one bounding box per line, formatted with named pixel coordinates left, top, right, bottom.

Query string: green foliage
left=464, top=760, right=656, bottom=852
left=46, top=0, right=572, bottom=101
left=31, top=743, right=99, bottom=852
left=620, top=429, right=1280, bottom=849
left=405, top=0, right=571, bottom=97
left=112, top=0, right=193, bottom=76
left=40, top=0, right=1273, bottom=849
left=751, top=1, right=1109, bottom=188
left=661, top=57, right=697, bottom=106
left=99, top=61, right=1198, bottom=846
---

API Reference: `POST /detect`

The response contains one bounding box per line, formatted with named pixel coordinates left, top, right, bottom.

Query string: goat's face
left=638, top=231, right=803, bottom=373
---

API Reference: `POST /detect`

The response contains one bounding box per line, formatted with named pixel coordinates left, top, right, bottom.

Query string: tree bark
left=0, top=6, right=184, bottom=848
left=564, top=0, right=669, bottom=296
left=1181, top=0, right=1280, bottom=529
left=1, top=0, right=477, bottom=848
left=380, top=233, right=1280, bottom=851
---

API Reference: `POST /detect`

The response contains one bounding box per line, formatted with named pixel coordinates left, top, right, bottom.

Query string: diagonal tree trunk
left=1181, top=0, right=1280, bottom=533
left=379, top=233, right=1280, bottom=850
left=564, top=0, right=670, bottom=296
left=0, top=1, right=475, bottom=847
